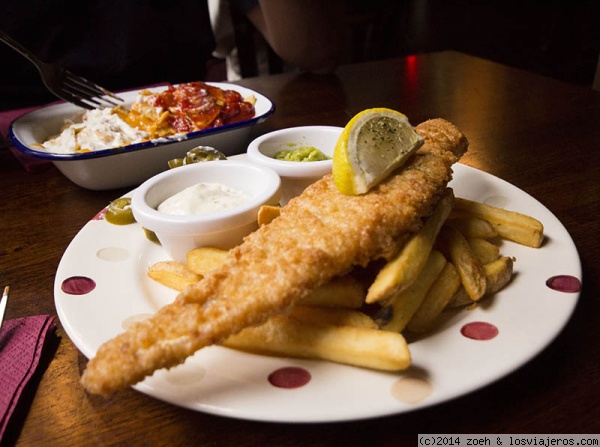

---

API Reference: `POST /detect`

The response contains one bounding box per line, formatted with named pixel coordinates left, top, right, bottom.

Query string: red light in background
left=405, top=55, right=418, bottom=89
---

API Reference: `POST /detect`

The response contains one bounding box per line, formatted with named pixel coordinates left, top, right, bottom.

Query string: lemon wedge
left=332, top=108, right=424, bottom=195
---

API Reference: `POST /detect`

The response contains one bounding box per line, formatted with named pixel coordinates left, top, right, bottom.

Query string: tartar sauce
left=157, top=182, right=251, bottom=216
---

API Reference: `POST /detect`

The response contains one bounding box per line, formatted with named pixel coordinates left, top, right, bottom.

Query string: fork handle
left=0, top=29, right=43, bottom=67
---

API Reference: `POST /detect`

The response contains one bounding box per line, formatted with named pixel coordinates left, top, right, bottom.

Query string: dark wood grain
left=1, top=51, right=599, bottom=445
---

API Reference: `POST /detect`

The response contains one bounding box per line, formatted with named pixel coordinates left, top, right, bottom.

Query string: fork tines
left=62, top=72, right=124, bottom=110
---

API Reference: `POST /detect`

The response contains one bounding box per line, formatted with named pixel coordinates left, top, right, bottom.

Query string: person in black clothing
left=0, top=0, right=344, bottom=110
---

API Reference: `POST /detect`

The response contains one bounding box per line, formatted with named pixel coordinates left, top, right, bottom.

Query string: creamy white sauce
left=157, top=182, right=251, bottom=216
left=40, top=108, right=149, bottom=153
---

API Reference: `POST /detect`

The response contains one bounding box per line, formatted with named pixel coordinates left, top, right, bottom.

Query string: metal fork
left=0, top=30, right=123, bottom=110
left=0, top=286, right=8, bottom=331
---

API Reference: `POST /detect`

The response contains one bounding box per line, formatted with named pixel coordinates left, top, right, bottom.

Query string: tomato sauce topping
left=122, top=81, right=256, bottom=138
left=150, top=82, right=255, bottom=134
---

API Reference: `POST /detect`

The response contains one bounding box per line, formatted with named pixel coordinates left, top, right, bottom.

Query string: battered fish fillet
left=81, top=118, right=468, bottom=395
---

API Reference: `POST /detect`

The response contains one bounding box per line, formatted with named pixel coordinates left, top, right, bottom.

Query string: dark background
left=1, top=0, right=598, bottom=110
left=349, top=0, right=599, bottom=87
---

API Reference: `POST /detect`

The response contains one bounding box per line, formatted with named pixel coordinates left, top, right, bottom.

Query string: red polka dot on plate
left=461, top=321, right=498, bottom=340
left=546, top=275, right=581, bottom=293
left=61, top=276, right=96, bottom=295
left=93, top=208, right=107, bottom=221
left=268, top=367, right=311, bottom=389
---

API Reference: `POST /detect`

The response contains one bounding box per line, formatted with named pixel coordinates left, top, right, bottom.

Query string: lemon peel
left=332, top=108, right=424, bottom=195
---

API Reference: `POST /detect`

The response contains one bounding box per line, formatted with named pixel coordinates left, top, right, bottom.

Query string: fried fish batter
left=80, top=118, right=468, bottom=395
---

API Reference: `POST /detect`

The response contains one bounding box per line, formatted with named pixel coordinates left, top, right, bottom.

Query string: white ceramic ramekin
left=10, top=83, right=274, bottom=190
left=131, top=160, right=281, bottom=262
left=247, top=126, right=342, bottom=204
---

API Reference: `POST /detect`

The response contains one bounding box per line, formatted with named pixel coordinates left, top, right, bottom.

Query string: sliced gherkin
left=184, top=146, right=227, bottom=164
left=168, top=158, right=184, bottom=169
left=105, top=197, right=135, bottom=225
left=142, top=227, right=160, bottom=244
left=168, top=146, right=227, bottom=169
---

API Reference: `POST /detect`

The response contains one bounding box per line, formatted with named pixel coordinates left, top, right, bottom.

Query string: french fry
left=436, top=226, right=487, bottom=301
left=257, top=205, right=281, bottom=226
left=377, top=250, right=447, bottom=333
left=451, top=198, right=544, bottom=248
left=406, top=261, right=462, bottom=333
left=467, top=237, right=500, bottom=265
left=147, top=261, right=201, bottom=291
left=186, top=247, right=228, bottom=275
left=366, top=190, right=454, bottom=304
left=298, top=275, right=365, bottom=309
left=223, top=315, right=411, bottom=371
left=289, top=306, right=377, bottom=329
left=445, top=216, right=498, bottom=239
left=446, top=256, right=514, bottom=307
left=484, top=256, right=515, bottom=294
left=445, top=287, right=472, bottom=308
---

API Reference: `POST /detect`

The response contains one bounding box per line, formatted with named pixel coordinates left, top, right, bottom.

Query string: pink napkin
left=0, top=105, right=39, bottom=135
left=0, top=105, right=52, bottom=172
left=0, top=315, right=56, bottom=440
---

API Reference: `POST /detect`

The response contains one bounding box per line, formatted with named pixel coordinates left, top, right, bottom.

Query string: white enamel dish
left=9, top=83, right=274, bottom=190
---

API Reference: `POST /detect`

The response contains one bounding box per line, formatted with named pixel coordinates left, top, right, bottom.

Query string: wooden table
left=1, top=51, right=599, bottom=444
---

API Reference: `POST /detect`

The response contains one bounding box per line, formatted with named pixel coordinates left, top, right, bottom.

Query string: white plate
left=54, top=163, right=581, bottom=423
